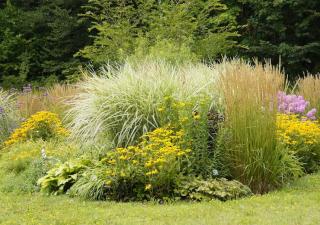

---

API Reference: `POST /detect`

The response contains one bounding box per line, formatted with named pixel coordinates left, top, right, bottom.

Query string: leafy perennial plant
left=4, top=111, right=69, bottom=146
left=72, top=127, right=190, bottom=200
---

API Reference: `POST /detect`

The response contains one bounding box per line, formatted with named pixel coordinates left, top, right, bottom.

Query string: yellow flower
left=179, top=116, right=188, bottom=123
left=4, top=111, right=68, bottom=146
left=276, top=113, right=320, bottom=146
left=119, top=155, right=128, bottom=160
left=108, top=159, right=116, bottom=164
left=120, top=171, right=126, bottom=177
left=193, top=114, right=201, bottom=120
left=176, top=102, right=186, bottom=108
left=145, top=161, right=153, bottom=168
left=145, top=184, right=152, bottom=190
left=146, top=169, right=159, bottom=176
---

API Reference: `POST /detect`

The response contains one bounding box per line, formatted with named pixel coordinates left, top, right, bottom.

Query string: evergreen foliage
left=232, top=0, right=320, bottom=78
left=0, top=0, right=90, bottom=88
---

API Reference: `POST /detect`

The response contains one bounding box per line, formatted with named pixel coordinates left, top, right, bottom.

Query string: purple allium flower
left=0, top=106, right=4, bottom=114
left=278, top=92, right=309, bottom=114
left=278, top=91, right=317, bottom=120
left=306, top=108, right=317, bottom=120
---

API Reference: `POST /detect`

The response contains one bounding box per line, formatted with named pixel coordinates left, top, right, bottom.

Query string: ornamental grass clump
left=17, top=84, right=78, bottom=119
left=4, top=111, right=69, bottom=146
left=0, top=89, right=19, bottom=143
left=66, top=60, right=220, bottom=147
left=298, top=74, right=320, bottom=118
left=217, top=60, right=302, bottom=193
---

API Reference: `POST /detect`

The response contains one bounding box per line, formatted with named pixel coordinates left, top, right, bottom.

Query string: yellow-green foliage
left=4, top=111, right=69, bottom=146
left=277, top=114, right=320, bottom=146
left=0, top=140, right=80, bottom=193
left=1, top=140, right=79, bottom=163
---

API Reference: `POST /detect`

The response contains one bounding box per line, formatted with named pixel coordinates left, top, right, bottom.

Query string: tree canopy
left=0, top=0, right=319, bottom=87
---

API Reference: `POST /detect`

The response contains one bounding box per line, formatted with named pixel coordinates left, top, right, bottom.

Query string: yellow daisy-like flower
left=193, top=114, right=201, bottom=120
left=145, top=184, right=152, bottom=190
left=276, top=113, right=320, bottom=146
left=4, top=111, right=69, bottom=146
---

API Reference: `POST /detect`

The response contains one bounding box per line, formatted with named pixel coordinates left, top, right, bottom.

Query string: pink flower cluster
left=278, top=91, right=317, bottom=120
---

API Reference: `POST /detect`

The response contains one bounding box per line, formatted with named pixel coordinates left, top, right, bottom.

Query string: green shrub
left=157, top=95, right=219, bottom=176
left=0, top=159, right=48, bottom=193
left=68, top=166, right=107, bottom=200
left=78, top=0, right=238, bottom=65
left=175, top=177, right=252, bottom=201
left=131, top=39, right=198, bottom=64
left=1, top=140, right=79, bottom=164
left=297, top=144, right=320, bottom=173
left=69, top=127, right=190, bottom=201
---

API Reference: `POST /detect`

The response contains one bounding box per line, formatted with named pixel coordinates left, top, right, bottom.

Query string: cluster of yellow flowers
left=4, top=111, right=69, bottom=146
left=276, top=113, right=320, bottom=146
left=101, top=127, right=190, bottom=191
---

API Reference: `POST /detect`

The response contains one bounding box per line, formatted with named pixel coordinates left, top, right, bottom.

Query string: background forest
left=0, top=0, right=319, bottom=88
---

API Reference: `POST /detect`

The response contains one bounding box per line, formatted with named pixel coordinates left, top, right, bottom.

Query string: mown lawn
left=0, top=173, right=320, bottom=225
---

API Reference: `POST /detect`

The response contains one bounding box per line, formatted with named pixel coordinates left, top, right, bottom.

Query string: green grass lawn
left=0, top=173, right=320, bottom=225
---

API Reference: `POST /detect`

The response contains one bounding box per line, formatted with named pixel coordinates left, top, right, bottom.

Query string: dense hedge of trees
left=0, top=0, right=319, bottom=87
left=0, top=0, right=90, bottom=87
